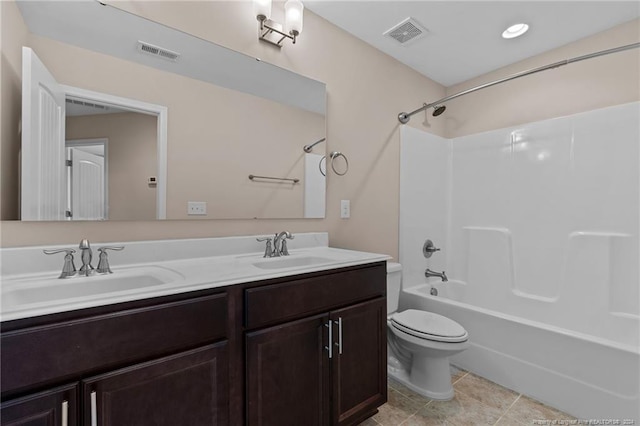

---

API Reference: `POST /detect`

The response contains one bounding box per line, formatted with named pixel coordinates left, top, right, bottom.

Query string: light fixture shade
left=284, top=0, right=304, bottom=35
left=253, top=0, right=272, bottom=20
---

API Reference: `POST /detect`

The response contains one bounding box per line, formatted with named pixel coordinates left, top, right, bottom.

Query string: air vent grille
left=384, top=17, right=428, bottom=45
left=137, top=41, right=180, bottom=62
left=66, top=98, right=108, bottom=111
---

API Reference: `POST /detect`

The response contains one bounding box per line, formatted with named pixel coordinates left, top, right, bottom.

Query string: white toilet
left=386, top=262, right=469, bottom=400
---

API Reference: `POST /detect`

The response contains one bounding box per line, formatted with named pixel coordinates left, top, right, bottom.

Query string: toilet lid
left=391, top=310, right=468, bottom=343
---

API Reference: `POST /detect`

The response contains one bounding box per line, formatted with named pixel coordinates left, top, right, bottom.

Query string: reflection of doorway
left=21, top=46, right=168, bottom=220
left=66, top=139, right=108, bottom=220
left=63, top=87, right=168, bottom=220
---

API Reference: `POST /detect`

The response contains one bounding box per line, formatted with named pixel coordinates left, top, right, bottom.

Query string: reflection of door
left=21, top=46, right=67, bottom=220
left=67, top=142, right=107, bottom=220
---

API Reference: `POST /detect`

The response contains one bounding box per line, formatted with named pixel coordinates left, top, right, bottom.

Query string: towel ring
left=319, top=155, right=326, bottom=177
left=330, top=151, right=349, bottom=176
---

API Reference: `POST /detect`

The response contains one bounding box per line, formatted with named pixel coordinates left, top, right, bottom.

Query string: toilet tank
left=386, top=262, right=402, bottom=314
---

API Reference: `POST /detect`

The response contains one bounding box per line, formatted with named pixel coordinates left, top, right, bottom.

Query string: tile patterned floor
left=360, top=367, right=576, bottom=426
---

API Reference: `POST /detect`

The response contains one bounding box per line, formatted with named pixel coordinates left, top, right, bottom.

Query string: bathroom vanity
left=0, top=234, right=389, bottom=425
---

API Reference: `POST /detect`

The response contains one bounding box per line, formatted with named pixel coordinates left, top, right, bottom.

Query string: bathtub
left=400, top=281, right=640, bottom=422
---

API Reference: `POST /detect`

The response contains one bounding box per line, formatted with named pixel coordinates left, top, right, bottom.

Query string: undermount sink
left=252, top=256, right=334, bottom=270
left=2, top=266, right=185, bottom=311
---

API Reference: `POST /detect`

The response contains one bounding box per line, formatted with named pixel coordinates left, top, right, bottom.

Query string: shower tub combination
left=399, top=102, right=640, bottom=421
left=401, top=281, right=638, bottom=421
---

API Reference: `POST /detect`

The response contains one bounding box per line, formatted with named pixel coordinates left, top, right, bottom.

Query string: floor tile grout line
left=387, top=380, right=433, bottom=409
left=499, top=393, right=523, bottom=423
left=452, top=372, right=523, bottom=416
left=451, top=370, right=468, bottom=385
left=379, top=372, right=573, bottom=426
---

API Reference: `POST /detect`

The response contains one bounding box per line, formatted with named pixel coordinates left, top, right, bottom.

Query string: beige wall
left=1, top=0, right=444, bottom=257
left=2, top=1, right=637, bottom=262
left=0, top=0, right=28, bottom=220
left=17, top=33, right=324, bottom=220
left=66, top=112, right=157, bottom=220
left=165, top=90, right=324, bottom=220
left=444, top=19, right=640, bottom=138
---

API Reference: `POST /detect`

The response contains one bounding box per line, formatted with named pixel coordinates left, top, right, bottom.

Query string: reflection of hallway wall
left=66, top=112, right=157, bottom=220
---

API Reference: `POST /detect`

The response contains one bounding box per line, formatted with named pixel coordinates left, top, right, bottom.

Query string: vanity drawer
left=1, top=292, right=227, bottom=395
left=244, top=262, right=385, bottom=329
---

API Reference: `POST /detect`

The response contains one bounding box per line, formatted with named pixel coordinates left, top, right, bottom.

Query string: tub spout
left=425, top=268, right=448, bottom=282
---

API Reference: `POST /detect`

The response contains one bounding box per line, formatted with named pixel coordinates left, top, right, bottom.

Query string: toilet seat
left=390, top=310, right=468, bottom=343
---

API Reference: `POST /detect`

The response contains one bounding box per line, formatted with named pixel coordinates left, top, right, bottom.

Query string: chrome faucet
left=273, top=231, right=294, bottom=257
left=44, top=241, right=125, bottom=278
left=79, top=239, right=94, bottom=276
left=425, top=268, right=448, bottom=282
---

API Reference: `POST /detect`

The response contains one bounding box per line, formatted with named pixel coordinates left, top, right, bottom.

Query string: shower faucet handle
left=423, top=239, right=441, bottom=258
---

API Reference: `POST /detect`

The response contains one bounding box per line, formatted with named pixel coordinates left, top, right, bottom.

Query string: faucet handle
left=256, top=237, right=273, bottom=258
left=43, top=249, right=77, bottom=279
left=422, top=239, right=441, bottom=258
left=281, top=239, right=290, bottom=256
left=96, top=246, right=124, bottom=274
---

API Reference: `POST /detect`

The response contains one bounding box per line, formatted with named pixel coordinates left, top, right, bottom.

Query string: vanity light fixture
left=502, top=23, right=529, bottom=39
left=254, top=0, right=304, bottom=47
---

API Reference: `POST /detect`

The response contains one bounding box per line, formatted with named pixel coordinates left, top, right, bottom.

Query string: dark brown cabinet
left=331, top=299, right=386, bottom=425
left=244, top=264, right=387, bottom=426
left=0, top=383, right=78, bottom=426
left=246, top=313, right=330, bottom=426
left=1, top=261, right=387, bottom=426
left=83, top=343, right=228, bottom=426
left=1, top=292, right=228, bottom=426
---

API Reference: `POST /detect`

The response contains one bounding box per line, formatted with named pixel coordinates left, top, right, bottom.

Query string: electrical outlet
left=340, top=200, right=350, bottom=219
left=187, top=201, right=207, bottom=215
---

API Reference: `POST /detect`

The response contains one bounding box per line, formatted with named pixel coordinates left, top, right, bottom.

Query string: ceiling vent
left=137, top=41, right=180, bottom=62
left=66, top=98, right=108, bottom=111
left=383, top=17, right=428, bottom=46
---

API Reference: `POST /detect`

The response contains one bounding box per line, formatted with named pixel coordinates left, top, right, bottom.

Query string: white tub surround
left=399, top=102, right=639, bottom=421
left=1, top=232, right=390, bottom=322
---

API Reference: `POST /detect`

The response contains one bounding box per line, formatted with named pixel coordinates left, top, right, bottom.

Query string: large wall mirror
left=15, top=0, right=326, bottom=221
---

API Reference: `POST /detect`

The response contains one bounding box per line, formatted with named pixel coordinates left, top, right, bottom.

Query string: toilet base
left=387, top=366, right=455, bottom=401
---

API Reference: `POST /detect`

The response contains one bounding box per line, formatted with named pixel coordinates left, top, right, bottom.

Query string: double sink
left=1, top=253, right=336, bottom=320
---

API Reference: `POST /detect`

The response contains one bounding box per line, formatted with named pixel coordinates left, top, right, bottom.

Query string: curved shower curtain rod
left=398, top=42, right=640, bottom=124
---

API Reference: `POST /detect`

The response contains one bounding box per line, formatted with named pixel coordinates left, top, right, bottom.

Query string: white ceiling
left=305, top=1, right=640, bottom=87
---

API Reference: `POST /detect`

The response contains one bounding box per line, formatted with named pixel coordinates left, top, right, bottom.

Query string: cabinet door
left=1, top=383, right=78, bottom=426
left=330, top=298, right=387, bottom=426
left=246, top=313, right=330, bottom=426
left=82, top=343, right=228, bottom=426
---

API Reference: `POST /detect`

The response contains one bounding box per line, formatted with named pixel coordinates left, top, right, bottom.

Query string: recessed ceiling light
left=502, top=23, right=529, bottom=39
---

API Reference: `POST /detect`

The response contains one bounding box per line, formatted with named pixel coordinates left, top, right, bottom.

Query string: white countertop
left=1, top=233, right=390, bottom=322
